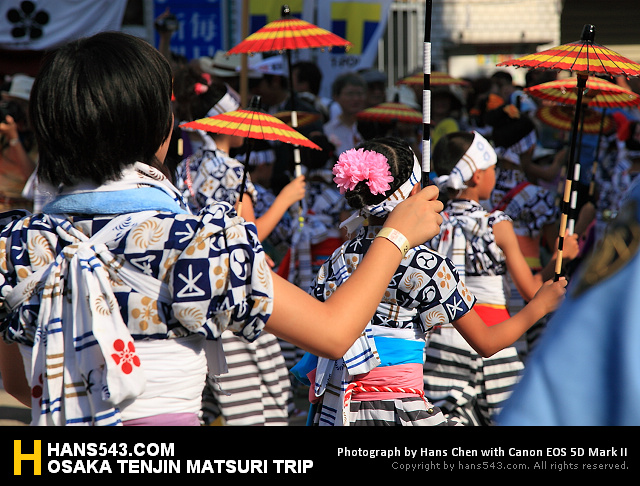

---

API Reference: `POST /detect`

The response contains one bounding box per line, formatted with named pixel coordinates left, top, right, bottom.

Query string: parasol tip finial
left=281, top=5, right=291, bottom=18
left=581, top=24, right=596, bottom=42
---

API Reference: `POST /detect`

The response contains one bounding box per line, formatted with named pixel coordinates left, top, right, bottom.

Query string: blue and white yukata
left=297, top=225, right=475, bottom=426
left=175, top=142, right=291, bottom=426
left=0, top=163, right=274, bottom=426
left=424, top=199, right=525, bottom=426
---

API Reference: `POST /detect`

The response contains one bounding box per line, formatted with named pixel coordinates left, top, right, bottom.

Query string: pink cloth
left=351, top=363, right=424, bottom=401
left=123, top=413, right=200, bottom=426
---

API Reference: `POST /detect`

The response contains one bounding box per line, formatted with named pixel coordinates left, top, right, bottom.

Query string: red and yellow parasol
left=497, top=24, right=640, bottom=280
left=228, top=4, right=351, bottom=226
left=181, top=108, right=321, bottom=150
left=398, top=71, right=468, bottom=87
left=227, top=16, right=351, bottom=55
left=536, top=105, right=614, bottom=135
left=357, top=101, right=423, bottom=125
left=525, top=76, right=640, bottom=108
left=180, top=96, right=320, bottom=214
left=498, top=42, right=640, bottom=77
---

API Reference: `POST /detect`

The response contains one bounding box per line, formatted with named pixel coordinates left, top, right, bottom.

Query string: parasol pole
left=281, top=4, right=305, bottom=229
left=421, top=0, right=432, bottom=187
left=555, top=70, right=588, bottom=281
left=567, top=104, right=588, bottom=236
left=236, top=96, right=261, bottom=217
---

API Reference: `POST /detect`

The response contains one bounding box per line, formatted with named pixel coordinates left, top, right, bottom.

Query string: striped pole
left=567, top=107, right=587, bottom=236
left=554, top=72, right=588, bottom=281
left=422, top=0, right=432, bottom=187
left=281, top=5, right=305, bottom=229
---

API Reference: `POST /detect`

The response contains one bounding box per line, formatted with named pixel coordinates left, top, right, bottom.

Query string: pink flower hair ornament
left=333, top=148, right=394, bottom=195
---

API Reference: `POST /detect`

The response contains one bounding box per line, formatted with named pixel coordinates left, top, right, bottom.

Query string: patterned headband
left=434, top=131, right=496, bottom=192
left=340, top=151, right=421, bottom=235
left=206, top=86, right=241, bottom=117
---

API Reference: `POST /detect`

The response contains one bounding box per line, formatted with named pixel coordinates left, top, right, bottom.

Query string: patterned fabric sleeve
left=310, top=238, right=475, bottom=332
left=0, top=212, right=42, bottom=345
left=169, top=204, right=273, bottom=343
left=406, top=247, right=475, bottom=331
left=193, top=151, right=257, bottom=211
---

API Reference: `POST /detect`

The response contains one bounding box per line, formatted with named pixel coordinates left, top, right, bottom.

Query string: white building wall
left=381, top=0, right=562, bottom=84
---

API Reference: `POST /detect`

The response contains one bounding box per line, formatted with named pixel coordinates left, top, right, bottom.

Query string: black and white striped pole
left=422, top=0, right=432, bottom=187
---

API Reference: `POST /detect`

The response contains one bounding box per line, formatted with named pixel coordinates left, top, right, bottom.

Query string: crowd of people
left=1, top=19, right=640, bottom=427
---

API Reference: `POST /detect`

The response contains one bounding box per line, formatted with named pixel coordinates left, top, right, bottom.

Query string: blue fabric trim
left=290, top=352, right=318, bottom=386
left=43, top=188, right=189, bottom=215
left=373, top=336, right=424, bottom=366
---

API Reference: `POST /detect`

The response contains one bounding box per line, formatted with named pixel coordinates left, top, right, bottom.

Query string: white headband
left=340, top=151, right=422, bottom=235
left=206, top=86, right=241, bottom=117
left=434, top=131, right=496, bottom=192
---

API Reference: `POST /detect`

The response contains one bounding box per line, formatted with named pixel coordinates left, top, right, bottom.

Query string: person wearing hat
left=0, top=73, right=37, bottom=212
left=198, top=51, right=264, bottom=94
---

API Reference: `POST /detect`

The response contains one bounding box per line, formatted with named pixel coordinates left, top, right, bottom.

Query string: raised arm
left=265, top=185, right=444, bottom=359
left=453, top=277, right=567, bottom=357
left=254, top=175, right=306, bottom=240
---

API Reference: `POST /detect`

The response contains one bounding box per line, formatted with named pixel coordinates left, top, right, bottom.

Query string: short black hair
left=292, top=61, right=322, bottom=95
left=331, top=72, right=366, bottom=98
left=30, top=31, right=174, bottom=187
left=432, top=131, right=475, bottom=177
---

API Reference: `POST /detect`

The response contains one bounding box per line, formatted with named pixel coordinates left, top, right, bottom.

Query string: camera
left=0, top=100, right=25, bottom=124
left=155, top=13, right=179, bottom=33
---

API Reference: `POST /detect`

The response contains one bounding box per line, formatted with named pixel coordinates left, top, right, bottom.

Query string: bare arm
left=264, top=185, right=444, bottom=359
left=493, top=219, right=542, bottom=301
left=453, top=278, right=567, bottom=357
left=254, top=175, right=306, bottom=240
left=0, top=116, right=36, bottom=180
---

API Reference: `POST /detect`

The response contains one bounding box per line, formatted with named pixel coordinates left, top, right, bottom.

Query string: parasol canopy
left=356, top=101, right=423, bottom=124
left=180, top=106, right=321, bottom=151
left=536, top=105, right=614, bottom=135
left=497, top=32, right=640, bottom=77
left=494, top=23, right=640, bottom=281
left=179, top=96, right=319, bottom=215
left=525, top=76, right=640, bottom=108
left=398, top=71, right=468, bottom=86
left=227, top=9, right=351, bottom=55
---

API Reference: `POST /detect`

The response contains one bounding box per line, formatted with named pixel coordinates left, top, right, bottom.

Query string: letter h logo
left=14, top=440, right=41, bottom=475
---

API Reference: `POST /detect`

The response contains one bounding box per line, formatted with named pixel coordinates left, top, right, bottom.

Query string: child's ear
left=469, top=169, right=482, bottom=186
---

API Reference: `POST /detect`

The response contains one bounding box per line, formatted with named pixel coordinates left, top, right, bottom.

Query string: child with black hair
left=423, top=131, right=577, bottom=425
left=293, top=136, right=567, bottom=426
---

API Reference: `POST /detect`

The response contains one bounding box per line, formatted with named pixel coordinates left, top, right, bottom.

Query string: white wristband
left=376, top=227, right=411, bottom=258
